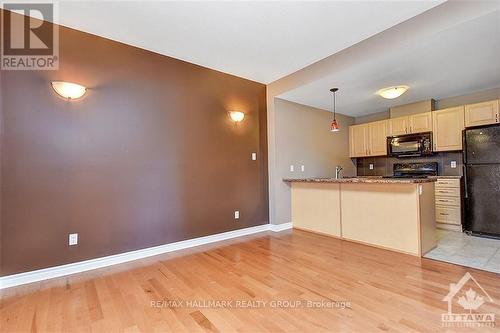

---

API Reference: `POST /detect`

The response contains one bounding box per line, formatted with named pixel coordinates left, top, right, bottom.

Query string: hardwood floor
left=1, top=229, right=499, bottom=332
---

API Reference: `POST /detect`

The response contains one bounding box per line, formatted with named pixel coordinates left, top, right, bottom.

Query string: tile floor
left=424, top=229, right=500, bottom=273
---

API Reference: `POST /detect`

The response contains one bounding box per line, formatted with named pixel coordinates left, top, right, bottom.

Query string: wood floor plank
left=1, top=229, right=499, bottom=332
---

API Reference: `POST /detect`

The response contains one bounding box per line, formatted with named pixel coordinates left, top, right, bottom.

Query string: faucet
left=335, top=166, right=343, bottom=179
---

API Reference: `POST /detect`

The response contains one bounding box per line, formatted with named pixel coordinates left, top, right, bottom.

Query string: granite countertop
left=429, top=175, right=462, bottom=179
left=283, top=177, right=437, bottom=184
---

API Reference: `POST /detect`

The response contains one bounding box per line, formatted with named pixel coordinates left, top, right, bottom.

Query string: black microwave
left=387, top=132, right=433, bottom=157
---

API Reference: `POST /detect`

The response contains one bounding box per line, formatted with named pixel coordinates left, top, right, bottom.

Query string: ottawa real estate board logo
left=442, top=272, right=495, bottom=328
left=1, top=2, right=59, bottom=70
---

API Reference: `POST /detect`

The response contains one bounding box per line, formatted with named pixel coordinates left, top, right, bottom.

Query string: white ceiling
left=278, top=7, right=500, bottom=117
left=51, top=0, right=444, bottom=84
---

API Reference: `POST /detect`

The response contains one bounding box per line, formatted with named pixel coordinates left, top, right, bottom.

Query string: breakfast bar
left=284, top=177, right=437, bottom=256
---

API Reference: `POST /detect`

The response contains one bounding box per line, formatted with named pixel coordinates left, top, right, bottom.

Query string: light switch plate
left=451, top=161, right=457, bottom=168
left=369, top=163, right=374, bottom=170
left=234, top=211, right=240, bottom=219
left=69, top=233, right=78, bottom=246
left=251, top=152, right=257, bottom=161
left=301, top=165, right=305, bottom=172
left=290, top=165, right=294, bottom=172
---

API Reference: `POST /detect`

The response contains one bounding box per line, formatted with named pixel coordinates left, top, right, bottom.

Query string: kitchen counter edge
left=283, top=177, right=437, bottom=184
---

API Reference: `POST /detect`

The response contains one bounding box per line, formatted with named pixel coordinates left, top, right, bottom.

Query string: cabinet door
left=432, top=107, right=465, bottom=152
left=409, top=112, right=432, bottom=133
left=368, top=120, right=388, bottom=156
left=349, top=124, right=368, bottom=157
left=465, top=99, right=499, bottom=127
left=388, top=116, right=408, bottom=136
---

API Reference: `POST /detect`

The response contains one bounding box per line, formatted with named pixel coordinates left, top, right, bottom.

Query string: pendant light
left=330, top=88, right=340, bottom=132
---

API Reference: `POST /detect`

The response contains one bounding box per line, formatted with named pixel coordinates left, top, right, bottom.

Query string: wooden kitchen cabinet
left=464, top=99, right=499, bottom=127
left=432, top=106, right=465, bottom=151
left=349, top=121, right=387, bottom=157
left=368, top=120, right=388, bottom=156
left=409, top=112, right=433, bottom=133
left=388, top=116, right=409, bottom=136
left=388, top=113, right=432, bottom=136
left=349, top=124, right=369, bottom=157
left=435, top=178, right=462, bottom=232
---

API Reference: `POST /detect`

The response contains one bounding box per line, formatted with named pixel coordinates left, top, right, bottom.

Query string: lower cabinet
left=291, top=182, right=341, bottom=237
left=435, top=178, right=462, bottom=231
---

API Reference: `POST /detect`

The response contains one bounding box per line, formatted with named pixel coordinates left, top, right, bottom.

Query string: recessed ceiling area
left=278, top=8, right=500, bottom=117
left=51, top=1, right=444, bottom=83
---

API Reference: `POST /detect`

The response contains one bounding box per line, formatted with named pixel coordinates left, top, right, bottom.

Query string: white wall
left=274, top=98, right=355, bottom=225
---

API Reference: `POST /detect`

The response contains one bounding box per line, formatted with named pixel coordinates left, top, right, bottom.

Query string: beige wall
left=274, top=98, right=355, bottom=224
left=390, top=100, right=435, bottom=118
left=437, top=87, right=500, bottom=109
left=354, top=110, right=390, bottom=124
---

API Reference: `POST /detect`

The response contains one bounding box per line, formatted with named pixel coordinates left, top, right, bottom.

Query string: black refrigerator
left=464, top=124, right=500, bottom=238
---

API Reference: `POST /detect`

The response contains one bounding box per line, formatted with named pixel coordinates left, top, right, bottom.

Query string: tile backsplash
left=356, top=152, right=463, bottom=177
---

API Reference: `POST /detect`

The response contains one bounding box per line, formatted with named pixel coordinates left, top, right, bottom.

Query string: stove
left=383, top=162, right=438, bottom=179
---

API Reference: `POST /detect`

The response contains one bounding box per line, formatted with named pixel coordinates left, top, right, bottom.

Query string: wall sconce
left=51, top=81, right=87, bottom=100
left=228, top=111, right=245, bottom=122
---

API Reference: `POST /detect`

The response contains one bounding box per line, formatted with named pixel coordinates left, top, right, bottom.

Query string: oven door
left=387, top=133, right=431, bottom=157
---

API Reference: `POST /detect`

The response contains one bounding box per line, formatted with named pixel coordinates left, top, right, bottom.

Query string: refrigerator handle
left=462, top=129, right=467, bottom=165
left=463, top=165, right=468, bottom=199
left=462, top=129, right=469, bottom=199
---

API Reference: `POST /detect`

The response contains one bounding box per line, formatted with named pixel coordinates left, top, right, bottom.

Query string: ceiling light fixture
left=377, top=85, right=409, bottom=99
left=51, top=81, right=87, bottom=100
left=228, top=111, right=245, bottom=122
left=330, top=88, right=340, bottom=132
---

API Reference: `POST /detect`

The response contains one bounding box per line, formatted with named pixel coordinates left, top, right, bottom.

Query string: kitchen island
left=284, top=177, right=437, bottom=256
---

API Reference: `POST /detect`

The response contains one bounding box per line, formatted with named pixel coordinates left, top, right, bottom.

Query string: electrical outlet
left=451, top=161, right=457, bottom=168
left=369, top=163, right=374, bottom=170
left=251, top=152, right=257, bottom=161
left=69, top=233, right=78, bottom=246
left=301, top=165, right=305, bottom=172
left=290, top=165, right=294, bottom=172
left=234, top=211, right=240, bottom=219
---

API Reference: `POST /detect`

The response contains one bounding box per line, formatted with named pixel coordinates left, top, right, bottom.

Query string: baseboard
left=0, top=223, right=292, bottom=290
left=269, top=222, right=292, bottom=232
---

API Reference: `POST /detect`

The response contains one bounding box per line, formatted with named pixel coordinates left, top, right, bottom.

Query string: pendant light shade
left=330, top=88, right=340, bottom=132
left=330, top=119, right=340, bottom=132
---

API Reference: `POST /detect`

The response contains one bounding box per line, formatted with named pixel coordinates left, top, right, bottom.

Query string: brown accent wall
left=0, top=18, right=268, bottom=275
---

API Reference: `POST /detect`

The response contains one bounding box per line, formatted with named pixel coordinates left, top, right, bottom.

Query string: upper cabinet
left=349, top=120, right=388, bottom=158
left=388, top=112, right=432, bottom=136
left=464, top=99, right=499, bottom=127
left=349, top=124, right=369, bottom=158
left=432, top=106, right=465, bottom=152
left=409, top=112, right=433, bottom=133
left=388, top=116, right=409, bottom=136
left=369, top=120, right=388, bottom=156
left=349, top=99, right=497, bottom=157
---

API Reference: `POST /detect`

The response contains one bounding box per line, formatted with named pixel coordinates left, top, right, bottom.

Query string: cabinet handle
left=410, top=126, right=412, bottom=133
left=439, top=213, right=449, bottom=216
